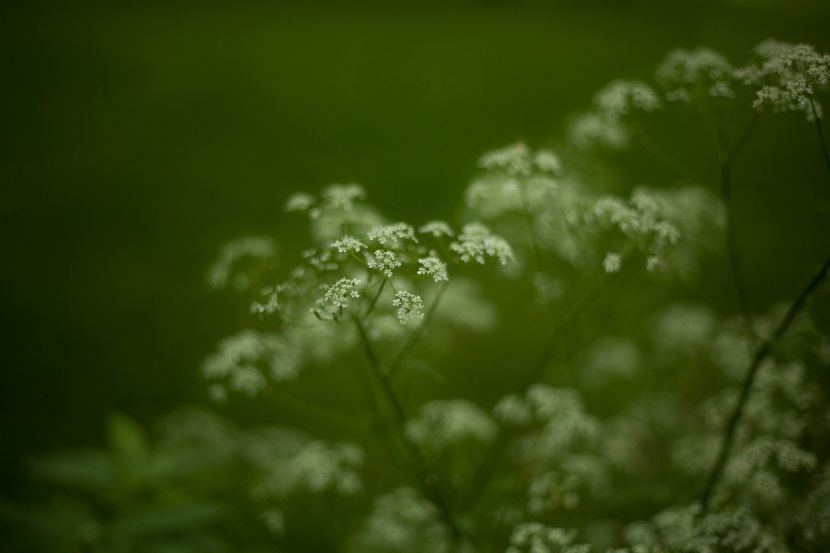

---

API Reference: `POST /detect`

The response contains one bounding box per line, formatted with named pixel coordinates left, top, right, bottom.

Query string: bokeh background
left=2, top=0, right=830, bottom=502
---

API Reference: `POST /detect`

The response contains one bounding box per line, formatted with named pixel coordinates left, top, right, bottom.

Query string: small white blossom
left=418, top=221, right=455, bottom=238
left=317, top=277, right=361, bottom=317
left=533, top=149, right=563, bottom=174
left=321, top=183, right=366, bottom=210
left=656, top=47, right=735, bottom=103
left=450, top=223, right=514, bottom=265
left=330, top=236, right=367, bottom=254
left=417, top=256, right=448, bottom=282
left=747, top=40, right=830, bottom=121
left=368, top=249, right=402, bottom=277
left=478, top=142, right=533, bottom=176
left=392, top=290, right=424, bottom=324
left=603, top=251, right=622, bottom=273
left=368, top=223, right=419, bottom=246
left=206, top=236, right=277, bottom=291
left=284, top=192, right=316, bottom=212
left=507, top=523, right=590, bottom=553
left=202, top=330, right=300, bottom=396
left=406, top=400, right=496, bottom=449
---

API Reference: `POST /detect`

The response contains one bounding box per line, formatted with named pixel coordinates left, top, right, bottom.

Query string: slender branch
left=462, top=271, right=610, bottom=510
left=809, top=99, right=830, bottom=178
left=701, top=253, right=830, bottom=509
left=388, top=281, right=449, bottom=378
left=720, top=161, right=753, bottom=326
left=269, top=388, right=370, bottom=434
left=516, top=185, right=557, bottom=320
left=725, top=112, right=762, bottom=165
left=353, top=318, right=481, bottom=551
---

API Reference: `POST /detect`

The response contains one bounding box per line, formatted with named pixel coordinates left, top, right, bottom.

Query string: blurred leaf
left=111, top=502, right=226, bottom=539
left=29, top=449, right=117, bottom=493
left=146, top=447, right=232, bottom=483
left=2, top=497, right=101, bottom=553
left=397, top=359, right=451, bottom=384
left=108, top=412, right=151, bottom=465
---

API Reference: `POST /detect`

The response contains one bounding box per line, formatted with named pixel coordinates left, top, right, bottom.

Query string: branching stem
left=701, top=253, right=830, bottom=509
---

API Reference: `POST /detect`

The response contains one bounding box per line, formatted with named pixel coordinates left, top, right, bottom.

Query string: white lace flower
left=368, top=250, right=402, bottom=277
left=450, top=223, right=514, bottom=265
left=418, top=221, right=455, bottom=238
left=368, top=223, right=419, bottom=246
left=392, top=290, right=424, bottom=324
left=417, top=256, right=448, bottom=282
left=330, top=236, right=367, bottom=254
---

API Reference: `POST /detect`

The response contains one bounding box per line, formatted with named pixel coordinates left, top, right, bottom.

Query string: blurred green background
left=2, top=0, right=830, bottom=500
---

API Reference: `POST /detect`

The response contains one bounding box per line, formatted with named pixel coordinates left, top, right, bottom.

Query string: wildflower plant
left=190, top=38, right=830, bottom=553
left=6, top=38, right=830, bottom=553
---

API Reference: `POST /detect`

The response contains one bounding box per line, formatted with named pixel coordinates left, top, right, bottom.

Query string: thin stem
left=462, top=270, right=610, bottom=510
left=701, top=253, right=830, bottom=509
left=517, top=184, right=557, bottom=320
left=725, top=112, right=762, bottom=165
left=269, top=388, right=370, bottom=435
left=354, top=318, right=481, bottom=551
left=388, top=281, right=449, bottom=378
left=720, top=160, right=753, bottom=326
left=809, top=99, right=830, bottom=178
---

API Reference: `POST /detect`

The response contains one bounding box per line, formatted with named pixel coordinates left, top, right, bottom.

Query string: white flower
left=316, top=278, right=361, bottom=317
left=418, top=221, right=455, bottom=238
left=368, top=250, right=402, bottom=277
left=284, top=192, right=316, bottom=212
left=603, top=251, right=622, bottom=273
left=368, top=223, right=419, bottom=246
left=392, top=290, right=424, bottom=324
left=405, top=400, right=496, bottom=449
left=450, top=222, right=514, bottom=265
left=330, top=236, right=367, bottom=254
left=417, top=256, right=448, bottom=282
left=321, top=183, right=366, bottom=210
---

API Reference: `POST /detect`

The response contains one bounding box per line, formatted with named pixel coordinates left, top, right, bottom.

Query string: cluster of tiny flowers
left=478, top=142, right=562, bottom=177
left=744, top=40, right=830, bottom=121
left=347, top=487, right=449, bottom=553
left=263, top=441, right=364, bottom=497
left=507, top=524, right=590, bottom=553
left=585, top=189, right=681, bottom=273
left=418, top=220, right=455, bottom=238
left=320, top=183, right=366, bottom=211
left=284, top=192, right=316, bottom=212
left=206, top=236, right=277, bottom=291
left=405, top=399, right=496, bottom=450
left=656, top=47, right=736, bottom=102
left=392, top=290, right=425, bottom=324
left=417, top=256, right=448, bottom=282
left=202, top=330, right=298, bottom=396
left=569, top=80, right=661, bottom=150
left=494, top=385, right=600, bottom=455
left=367, top=250, right=402, bottom=277
left=368, top=223, right=419, bottom=247
left=603, top=251, right=622, bottom=273
left=627, top=504, right=789, bottom=553
left=316, top=277, right=361, bottom=318
left=450, top=223, right=515, bottom=265
left=330, top=236, right=367, bottom=254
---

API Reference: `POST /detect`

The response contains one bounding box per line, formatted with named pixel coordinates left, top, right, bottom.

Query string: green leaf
left=107, top=412, right=151, bottom=467
left=29, top=449, right=118, bottom=493
left=397, top=359, right=450, bottom=384
left=111, top=503, right=226, bottom=539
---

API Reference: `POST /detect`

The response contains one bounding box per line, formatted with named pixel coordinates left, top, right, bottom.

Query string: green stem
left=809, top=99, right=830, bottom=178
left=354, top=318, right=481, bottom=551
left=701, top=253, right=830, bottom=509
left=462, top=270, right=610, bottom=511
left=388, top=281, right=449, bottom=378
